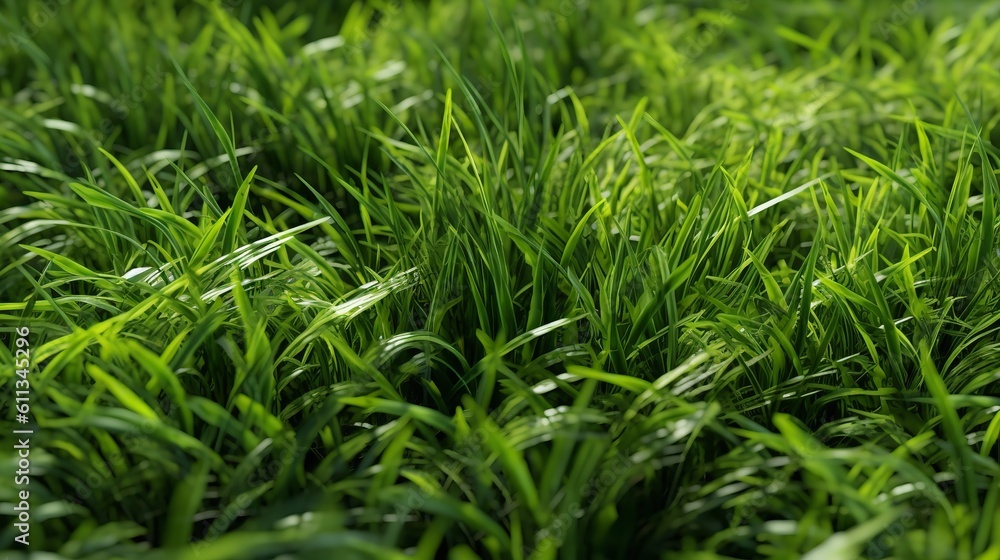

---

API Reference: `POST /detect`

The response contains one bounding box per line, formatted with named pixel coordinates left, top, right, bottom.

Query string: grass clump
left=1, top=0, right=1000, bottom=558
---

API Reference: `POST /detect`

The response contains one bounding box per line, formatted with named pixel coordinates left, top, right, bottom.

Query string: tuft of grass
left=1, top=0, right=999, bottom=559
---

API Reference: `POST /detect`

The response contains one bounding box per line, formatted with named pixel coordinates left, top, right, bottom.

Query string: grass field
left=2, top=0, right=1000, bottom=558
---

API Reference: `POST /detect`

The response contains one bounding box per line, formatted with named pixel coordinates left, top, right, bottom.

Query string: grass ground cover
left=1, top=0, right=999, bottom=558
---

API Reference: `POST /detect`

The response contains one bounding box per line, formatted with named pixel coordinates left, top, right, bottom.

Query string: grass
left=1, top=0, right=999, bottom=558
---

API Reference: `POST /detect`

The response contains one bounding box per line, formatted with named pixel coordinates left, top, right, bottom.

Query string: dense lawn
left=1, top=1, right=1000, bottom=558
